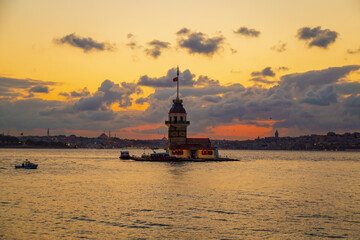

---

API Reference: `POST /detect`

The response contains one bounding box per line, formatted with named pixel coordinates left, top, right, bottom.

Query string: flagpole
left=177, top=65, right=179, bottom=100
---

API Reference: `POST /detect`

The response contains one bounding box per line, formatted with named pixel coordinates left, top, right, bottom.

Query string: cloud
left=59, top=92, right=69, bottom=97
left=0, top=77, right=57, bottom=98
left=279, top=65, right=360, bottom=92
left=234, top=27, right=260, bottom=37
left=71, top=87, right=90, bottom=98
left=145, top=40, right=170, bottom=59
left=230, top=48, right=237, bottom=54
left=271, top=41, right=287, bottom=52
left=1, top=65, right=360, bottom=138
left=297, top=26, right=338, bottom=48
left=74, top=80, right=141, bottom=110
left=177, top=28, right=224, bottom=56
left=251, top=67, right=275, bottom=77
left=137, top=68, right=221, bottom=88
left=333, top=81, right=360, bottom=95
left=141, top=65, right=360, bottom=135
left=59, top=87, right=90, bottom=98
left=299, top=85, right=337, bottom=106
left=29, top=85, right=49, bottom=93
left=126, top=42, right=138, bottom=50
left=126, top=33, right=141, bottom=50
left=138, top=68, right=196, bottom=88
left=201, top=95, right=222, bottom=103
left=177, top=28, right=190, bottom=35
left=195, top=75, right=219, bottom=86
left=347, top=47, right=360, bottom=54
left=54, top=33, right=115, bottom=52
left=135, top=97, right=148, bottom=105
left=250, top=77, right=276, bottom=85
left=277, top=66, right=289, bottom=71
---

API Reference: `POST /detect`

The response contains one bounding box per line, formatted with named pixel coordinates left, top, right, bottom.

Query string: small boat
left=119, top=151, right=131, bottom=160
left=15, top=160, right=38, bottom=169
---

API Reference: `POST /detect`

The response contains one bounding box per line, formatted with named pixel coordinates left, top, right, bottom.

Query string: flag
left=20, top=132, right=23, bottom=136
left=173, top=77, right=178, bottom=82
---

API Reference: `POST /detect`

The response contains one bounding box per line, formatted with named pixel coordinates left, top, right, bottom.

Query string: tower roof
left=169, top=99, right=186, bottom=114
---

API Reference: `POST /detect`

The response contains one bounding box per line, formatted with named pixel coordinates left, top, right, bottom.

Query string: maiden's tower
left=165, top=67, right=218, bottom=159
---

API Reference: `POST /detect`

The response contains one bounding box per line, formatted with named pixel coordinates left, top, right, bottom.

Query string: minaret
left=165, top=66, right=190, bottom=151
left=275, top=129, right=279, bottom=139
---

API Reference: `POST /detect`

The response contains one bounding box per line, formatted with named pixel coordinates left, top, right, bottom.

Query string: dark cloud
left=251, top=67, right=275, bottom=77
left=54, top=33, right=115, bottom=52
left=271, top=41, right=287, bottom=52
left=29, top=85, right=49, bottom=93
left=176, top=28, right=190, bottom=35
left=195, top=75, right=219, bottom=86
left=280, top=65, right=360, bottom=92
left=297, top=26, right=338, bottom=48
left=0, top=77, right=57, bottom=98
left=126, top=42, right=138, bottom=50
left=135, top=97, right=148, bottom=105
left=250, top=78, right=276, bottom=85
left=347, top=47, right=360, bottom=54
left=59, top=92, right=69, bottom=97
left=78, top=110, right=117, bottom=122
left=230, top=48, right=237, bottom=54
left=140, top=65, right=360, bottom=135
left=41, top=80, right=142, bottom=114
left=201, top=95, right=222, bottom=103
left=126, top=33, right=141, bottom=50
left=138, top=68, right=195, bottom=88
left=333, top=82, right=360, bottom=95
left=1, top=66, right=360, bottom=138
left=71, top=88, right=90, bottom=98
left=277, top=66, right=289, bottom=71
left=234, top=27, right=260, bottom=37
left=150, top=83, right=245, bottom=101
left=299, top=85, right=337, bottom=106
left=59, top=87, right=90, bottom=98
left=138, top=68, right=221, bottom=88
left=177, top=28, right=224, bottom=56
left=145, top=40, right=170, bottom=59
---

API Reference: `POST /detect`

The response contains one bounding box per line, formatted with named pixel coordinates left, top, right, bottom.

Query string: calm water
left=0, top=149, right=359, bottom=239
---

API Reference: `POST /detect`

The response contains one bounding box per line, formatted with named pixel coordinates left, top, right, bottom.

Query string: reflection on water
left=0, top=149, right=359, bottom=239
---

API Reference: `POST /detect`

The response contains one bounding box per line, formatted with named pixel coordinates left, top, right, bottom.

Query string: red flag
left=173, top=77, right=178, bottom=82
left=20, top=132, right=23, bottom=136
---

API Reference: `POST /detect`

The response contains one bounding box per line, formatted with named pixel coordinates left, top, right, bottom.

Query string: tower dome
left=169, top=99, right=186, bottom=114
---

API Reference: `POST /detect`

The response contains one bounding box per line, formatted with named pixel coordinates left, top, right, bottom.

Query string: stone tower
left=165, top=98, right=190, bottom=151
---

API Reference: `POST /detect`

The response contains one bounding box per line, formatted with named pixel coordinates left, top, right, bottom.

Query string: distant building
left=275, top=129, right=279, bottom=139
left=98, top=133, right=108, bottom=139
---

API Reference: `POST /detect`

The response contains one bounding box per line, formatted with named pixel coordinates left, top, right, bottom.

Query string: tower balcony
left=165, top=120, right=190, bottom=126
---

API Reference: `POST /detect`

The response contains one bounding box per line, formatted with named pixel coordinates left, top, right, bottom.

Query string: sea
left=0, top=148, right=359, bottom=239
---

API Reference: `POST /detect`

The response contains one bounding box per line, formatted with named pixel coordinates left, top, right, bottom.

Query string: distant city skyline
left=1, top=0, right=360, bottom=140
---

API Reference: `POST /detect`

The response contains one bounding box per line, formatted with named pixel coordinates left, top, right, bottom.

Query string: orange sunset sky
left=0, top=0, right=360, bottom=139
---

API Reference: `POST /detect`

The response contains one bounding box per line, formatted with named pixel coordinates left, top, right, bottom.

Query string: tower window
left=169, top=117, right=172, bottom=122
left=180, top=116, right=183, bottom=122
left=174, top=116, right=177, bottom=123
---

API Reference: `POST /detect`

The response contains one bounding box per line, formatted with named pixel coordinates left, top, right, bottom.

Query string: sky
left=0, top=0, right=360, bottom=140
